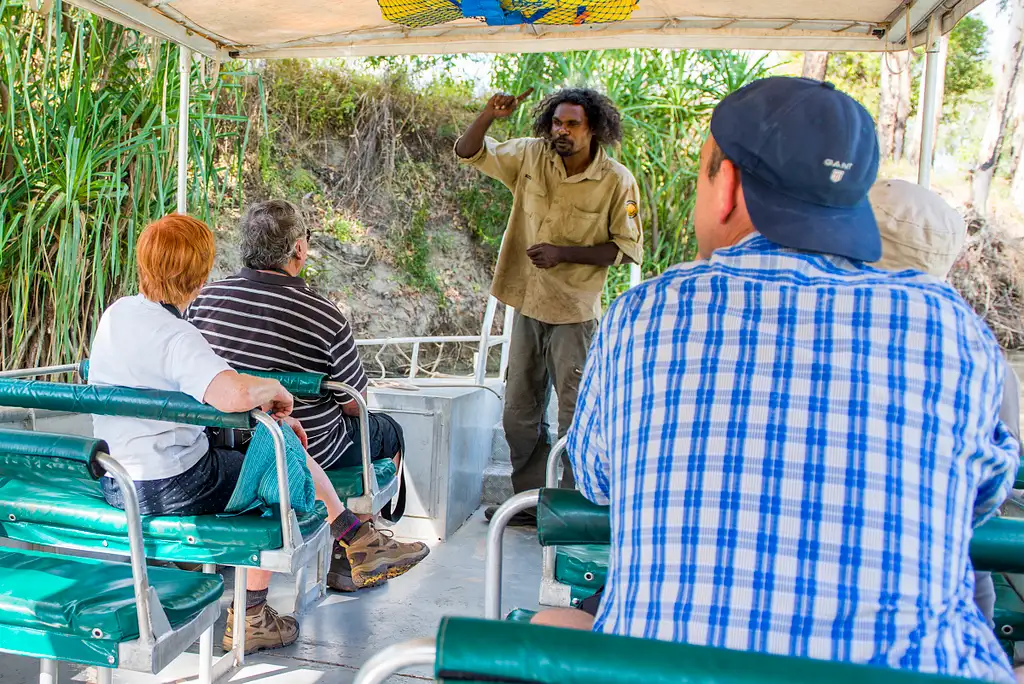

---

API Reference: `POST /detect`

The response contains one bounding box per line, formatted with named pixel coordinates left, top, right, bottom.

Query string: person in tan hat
left=870, top=178, right=1021, bottom=630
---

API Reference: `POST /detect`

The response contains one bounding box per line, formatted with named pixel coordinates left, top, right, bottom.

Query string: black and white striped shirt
left=187, top=268, right=368, bottom=468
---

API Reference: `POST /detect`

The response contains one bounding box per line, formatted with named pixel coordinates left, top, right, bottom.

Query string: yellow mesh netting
left=507, top=0, right=637, bottom=24
left=378, top=0, right=463, bottom=28
left=377, top=0, right=637, bottom=28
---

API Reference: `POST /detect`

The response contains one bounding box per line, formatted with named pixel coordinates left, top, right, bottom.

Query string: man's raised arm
left=455, top=88, right=533, bottom=159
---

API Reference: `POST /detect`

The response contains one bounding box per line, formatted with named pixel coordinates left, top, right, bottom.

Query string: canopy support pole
left=917, top=14, right=942, bottom=188
left=177, top=45, right=191, bottom=213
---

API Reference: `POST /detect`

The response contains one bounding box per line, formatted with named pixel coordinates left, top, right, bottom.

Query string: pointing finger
left=516, top=87, right=535, bottom=103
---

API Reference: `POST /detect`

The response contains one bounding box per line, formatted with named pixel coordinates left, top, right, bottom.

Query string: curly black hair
left=531, top=88, right=622, bottom=148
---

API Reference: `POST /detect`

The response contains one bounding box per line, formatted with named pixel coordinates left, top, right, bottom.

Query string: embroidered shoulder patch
left=626, top=200, right=639, bottom=219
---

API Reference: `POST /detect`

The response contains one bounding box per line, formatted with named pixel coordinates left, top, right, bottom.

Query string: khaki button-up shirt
left=458, top=136, right=643, bottom=325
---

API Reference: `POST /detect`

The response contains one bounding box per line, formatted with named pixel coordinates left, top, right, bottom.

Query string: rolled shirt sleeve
left=608, top=176, right=644, bottom=266
left=455, top=136, right=529, bottom=191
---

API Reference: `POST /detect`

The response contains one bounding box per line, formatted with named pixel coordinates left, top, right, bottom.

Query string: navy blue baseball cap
left=709, top=76, right=881, bottom=262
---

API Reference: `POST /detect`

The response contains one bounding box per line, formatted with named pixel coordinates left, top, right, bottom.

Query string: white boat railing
left=356, top=296, right=514, bottom=384
left=356, top=264, right=640, bottom=384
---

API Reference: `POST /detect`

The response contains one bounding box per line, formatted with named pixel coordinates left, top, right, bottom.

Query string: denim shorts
left=101, top=446, right=245, bottom=516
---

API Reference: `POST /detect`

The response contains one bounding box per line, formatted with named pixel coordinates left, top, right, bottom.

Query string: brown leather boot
left=327, top=541, right=359, bottom=592
left=222, top=603, right=299, bottom=654
left=339, top=522, right=430, bottom=589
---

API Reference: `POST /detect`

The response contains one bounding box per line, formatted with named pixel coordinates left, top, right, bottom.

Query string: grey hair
left=240, top=199, right=305, bottom=270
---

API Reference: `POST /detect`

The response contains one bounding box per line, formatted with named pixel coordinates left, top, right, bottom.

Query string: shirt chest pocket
left=520, top=179, right=548, bottom=217
left=557, top=206, right=606, bottom=246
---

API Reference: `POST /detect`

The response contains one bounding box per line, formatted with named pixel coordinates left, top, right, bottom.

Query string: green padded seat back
left=537, top=489, right=611, bottom=546
left=234, top=371, right=326, bottom=400
left=0, top=379, right=250, bottom=429
left=0, top=430, right=107, bottom=484
left=434, top=617, right=984, bottom=684
left=0, top=477, right=327, bottom=566
left=325, top=460, right=397, bottom=499
left=504, top=608, right=537, bottom=623
left=0, top=547, right=223, bottom=642
left=970, top=517, right=1024, bottom=573
left=555, top=544, right=609, bottom=592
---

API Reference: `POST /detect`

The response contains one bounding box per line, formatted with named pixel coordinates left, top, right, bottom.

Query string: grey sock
left=245, top=588, right=269, bottom=610
left=331, top=509, right=362, bottom=543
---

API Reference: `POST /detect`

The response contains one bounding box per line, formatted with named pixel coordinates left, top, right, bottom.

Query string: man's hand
left=527, top=243, right=565, bottom=269
left=280, top=416, right=308, bottom=449
left=456, top=88, right=534, bottom=159
left=484, top=88, right=534, bottom=120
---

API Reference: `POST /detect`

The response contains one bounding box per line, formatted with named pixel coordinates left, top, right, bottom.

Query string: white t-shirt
left=89, top=295, right=233, bottom=481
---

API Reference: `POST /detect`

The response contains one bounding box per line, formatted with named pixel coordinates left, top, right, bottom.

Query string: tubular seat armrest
left=433, top=617, right=984, bottom=684
left=536, top=488, right=610, bottom=546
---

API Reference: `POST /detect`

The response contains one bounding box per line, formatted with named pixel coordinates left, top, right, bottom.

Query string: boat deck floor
left=0, top=508, right=542, bottom=683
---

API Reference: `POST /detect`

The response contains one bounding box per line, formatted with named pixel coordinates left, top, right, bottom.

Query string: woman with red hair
left=88, top=214, right=427, bottom=653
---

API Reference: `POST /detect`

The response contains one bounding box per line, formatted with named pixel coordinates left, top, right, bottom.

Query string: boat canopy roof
left=67, top=0, right=986, bottom=59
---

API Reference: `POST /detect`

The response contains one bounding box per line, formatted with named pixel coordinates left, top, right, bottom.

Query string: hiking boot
left=327, top=541, right=359, bottom=592
left=484, top=505, right=537, bottom=527
left=222, top=603, right=299, bottom=654
left=340, top=522, right=430, bottom=589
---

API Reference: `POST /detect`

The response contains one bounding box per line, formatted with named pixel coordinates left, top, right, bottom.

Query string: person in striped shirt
left=537, top=77, right=1019, bottom=682
left=187, top=200, right=428, bottom=592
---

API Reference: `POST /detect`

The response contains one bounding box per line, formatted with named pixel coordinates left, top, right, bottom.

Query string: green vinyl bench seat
left=556, top=544, right=608, bottom=601
left=0, top=429, right=224, bottom=677
left=0, top=476, right=327, bottom=567
left=326, top=459, right=397, bottom=499
left=0, top=547, right=223, bottom=668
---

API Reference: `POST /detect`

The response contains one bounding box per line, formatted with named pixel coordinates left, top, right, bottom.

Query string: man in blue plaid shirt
left=558, top=77, right=1019, bottom=681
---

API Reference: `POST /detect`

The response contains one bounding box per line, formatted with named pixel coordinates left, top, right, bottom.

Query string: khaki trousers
left=502, top=312, right=596, bottom=494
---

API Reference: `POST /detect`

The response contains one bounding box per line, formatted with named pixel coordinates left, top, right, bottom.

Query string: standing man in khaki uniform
left=456, top=87, right=643, bottom=525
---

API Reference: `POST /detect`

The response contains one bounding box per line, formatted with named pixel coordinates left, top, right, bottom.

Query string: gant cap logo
left=824, top=158, right=852, bottom=183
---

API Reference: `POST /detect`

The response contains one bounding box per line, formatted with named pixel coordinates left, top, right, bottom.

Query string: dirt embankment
left=211, top=61, right=513, bottom=377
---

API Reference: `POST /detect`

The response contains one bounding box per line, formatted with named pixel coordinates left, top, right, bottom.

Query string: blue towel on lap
left=224, top=421, right=317, bottom=516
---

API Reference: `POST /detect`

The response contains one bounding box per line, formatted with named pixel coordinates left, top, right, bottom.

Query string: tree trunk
left=893, top=61, right=913, bottom=161
left=972, top=0, right=1024, bottom=215
left=801, top=52, right=829, bottom=81
left=877, top=51, right=912, bottom=160
left=908, top=35, right=949, bottom=166
left=1010, top=88, right=1024, bottom=210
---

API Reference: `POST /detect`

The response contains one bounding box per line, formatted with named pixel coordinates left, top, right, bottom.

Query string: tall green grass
left=0, top=0, right=257, bottom=369
left=492, top=49, right=772, bottom=300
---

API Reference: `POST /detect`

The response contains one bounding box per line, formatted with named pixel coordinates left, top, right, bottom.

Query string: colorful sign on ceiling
left=378, top=0, right=637, bottom=28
